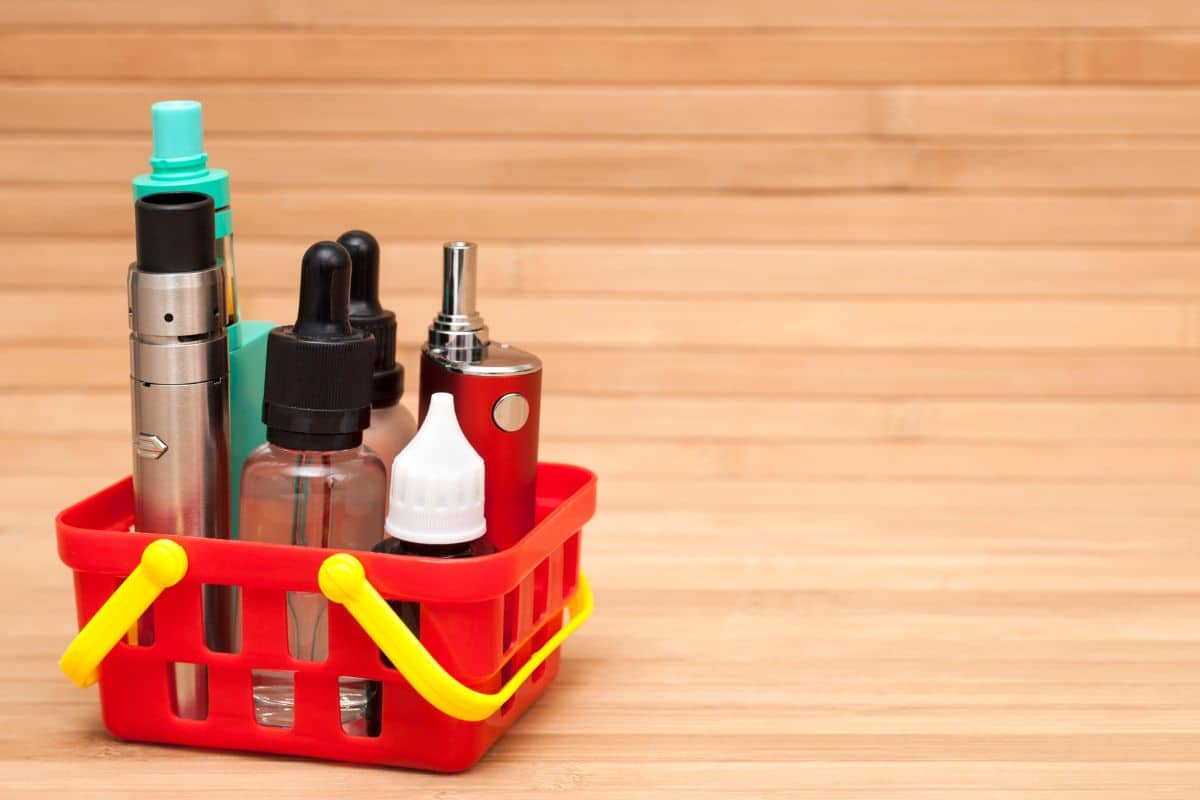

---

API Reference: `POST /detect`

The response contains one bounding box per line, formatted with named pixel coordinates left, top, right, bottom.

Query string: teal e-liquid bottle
left=132, top=100, right=273, bottom=537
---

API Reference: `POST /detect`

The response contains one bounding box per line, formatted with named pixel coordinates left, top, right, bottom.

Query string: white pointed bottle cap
left=385, top=393, right=486, bottom=545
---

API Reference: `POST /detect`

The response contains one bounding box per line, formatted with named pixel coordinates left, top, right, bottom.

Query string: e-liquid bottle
left=373, top=392, right=491, bottom=634
left=367, top=393, right=489, bottom=736
left=339, top=230, right=417, bottom=482
left=238, top=241, right=385, bottom=733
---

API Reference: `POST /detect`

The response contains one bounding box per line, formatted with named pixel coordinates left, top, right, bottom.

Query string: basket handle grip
left=59, top=539, right=189, bottom=688
left=319, top=553, right=592, bottom=722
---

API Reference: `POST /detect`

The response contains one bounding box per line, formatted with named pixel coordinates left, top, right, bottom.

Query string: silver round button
left=493, top=392, right=530, bottom=432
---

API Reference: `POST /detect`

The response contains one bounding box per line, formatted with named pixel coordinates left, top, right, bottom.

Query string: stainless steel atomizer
left=128, top=191, right=231, bottom=719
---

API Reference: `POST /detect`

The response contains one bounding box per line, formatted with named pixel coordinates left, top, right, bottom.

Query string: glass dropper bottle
left=340, top=230, right=417, bottom=482
left=237, top=241, right=386, bottom=734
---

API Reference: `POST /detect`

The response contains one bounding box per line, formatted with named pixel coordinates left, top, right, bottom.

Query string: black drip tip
left=339, top=230, right=402, bottom=408
left=262, top=241, right=377, bottom=451
left=135, top=191, right=215, bottom=274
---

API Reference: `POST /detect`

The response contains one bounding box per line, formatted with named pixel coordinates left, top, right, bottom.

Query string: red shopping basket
left=56, top=462, right=595, bottom=772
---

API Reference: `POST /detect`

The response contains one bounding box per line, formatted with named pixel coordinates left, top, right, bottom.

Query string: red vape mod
left=419, top=242, right=542, bottom=551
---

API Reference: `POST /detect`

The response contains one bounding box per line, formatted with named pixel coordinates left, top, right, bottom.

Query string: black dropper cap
left=339, top=230, right=402, bottom=408
left=135, top=191, right=215, bottom=273
left=262, top=241, right=376, bottom=451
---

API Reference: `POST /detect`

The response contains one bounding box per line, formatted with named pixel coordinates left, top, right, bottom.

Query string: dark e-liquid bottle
left=238, top=241, right=386, bottom=734
left=367, top=392, right=489, bottom=735
left=373, top=392, right=491, bottom=633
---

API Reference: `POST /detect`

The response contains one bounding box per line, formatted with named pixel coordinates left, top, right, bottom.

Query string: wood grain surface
left=3, top=3, right=1200, bottom=797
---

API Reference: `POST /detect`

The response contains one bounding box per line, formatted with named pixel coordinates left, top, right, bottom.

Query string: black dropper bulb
left=295, top=241, right=356, bottom=339
left=135, top=191, right=214, bottom=274
left=262, top=241, right=377, bottom=451
left=339, top=230, right=402, bottom=408
left=343, top=230, right=383, bottom=317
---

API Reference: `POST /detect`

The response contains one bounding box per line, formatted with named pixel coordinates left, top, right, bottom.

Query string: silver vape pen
left=129, top=191, right=231, bottom=719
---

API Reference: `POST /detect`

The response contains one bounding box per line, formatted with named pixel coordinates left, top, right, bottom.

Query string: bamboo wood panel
left=883, top=88, right=1200, bottom=137
left=18, top=432, right=1200, bottom=481
left=17, top=391, right=1200, bottom=443
left=9, top=28, right=1200, bottom=85
left=0, top=84, right=878, bottom=137
left=19, top=137, right=1200, bottom=191
left=12, top=288, right=1200, bottom=350
left=17, top=84, right=1200, bottom=138
left=7, top=239, right=1200, bottom=297
left=27, top=392, right=1200, bottom=443
left=0, top=29, right=1065, bottom=84
left=9, top=342, right=1200, bottom=397
left=5, top=1, right=1200, bottom=28
left=6, top=187, right=1200, bottom=243
left=5, top=7, right=1200, bottom=798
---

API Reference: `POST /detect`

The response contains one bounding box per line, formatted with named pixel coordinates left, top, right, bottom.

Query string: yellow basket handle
left=319, top=553, right=593, bottom=722
left=59, top=539, right=188, bottom=688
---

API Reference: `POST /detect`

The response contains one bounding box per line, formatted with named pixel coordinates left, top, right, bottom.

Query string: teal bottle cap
left=133, top=99, right=231, bottom=227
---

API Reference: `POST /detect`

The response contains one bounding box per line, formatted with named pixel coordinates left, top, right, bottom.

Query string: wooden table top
left=5, top=420, right=1199, bottom=798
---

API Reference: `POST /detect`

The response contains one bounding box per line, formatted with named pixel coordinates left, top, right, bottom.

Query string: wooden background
left=5, top=2, right=1200, bottom=797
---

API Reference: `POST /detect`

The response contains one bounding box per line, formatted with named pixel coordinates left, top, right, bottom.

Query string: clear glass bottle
left=238, top=240, right=384, bottom=734
left=240, top=443, right=385, bottom=730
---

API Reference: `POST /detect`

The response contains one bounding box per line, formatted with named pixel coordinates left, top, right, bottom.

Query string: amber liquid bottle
left=340, top=230, right=417, bottom=482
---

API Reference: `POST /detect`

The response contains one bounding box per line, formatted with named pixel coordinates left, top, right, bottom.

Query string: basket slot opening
left=499, top=665, right=517, bottom=717
left=202, top=584, right=240, bottom=654
left=502, top=588, right=518, bottom=652
left=499, top=592, right=528, bottom=714
left=500, top=574, right=541, bottom=717
left=562, top=533, right=580, bottom=598
left=531, top=627, right=550, bottom=684
left=340, top=676, right=380, bottom=738
left=167, top=662, right=209, bottom=720
left=532, top=559, right=550, bottom=622
left=285, top=590, right=329, bottom=662
left=499, top=587, right=522, bottom=717
left=375, top=600, right=418, bottom=670
left=530, top=611, right=562, bottom=685
left=122, top=575, right=155, bottom=647
left=251, top=669, right=295, bottom=729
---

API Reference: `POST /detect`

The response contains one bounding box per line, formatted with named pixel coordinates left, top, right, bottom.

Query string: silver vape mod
left=129, top=192, right=231, bottom=719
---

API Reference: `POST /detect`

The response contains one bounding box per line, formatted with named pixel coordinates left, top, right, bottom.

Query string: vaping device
left=132, top=99, right=273, bottom=537
left=129, top=191, right=231, bottom=719
left=419, top=242, right=542, bottom=551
